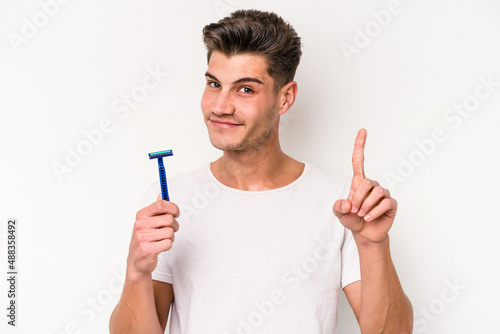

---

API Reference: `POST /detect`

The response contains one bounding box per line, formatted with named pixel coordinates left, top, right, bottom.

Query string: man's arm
left=333, top=129, right=413, bottom=333
left=343, top=237, right=413, bottom=333
left=153, top=281, right=174, bottom=331
left=109, top=197, right=179, bottom=333
left=109, top=275, right=173, bottom=333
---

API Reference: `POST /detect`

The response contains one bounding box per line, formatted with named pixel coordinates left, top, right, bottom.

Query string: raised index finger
left=351, top=128, right=367, bottom=179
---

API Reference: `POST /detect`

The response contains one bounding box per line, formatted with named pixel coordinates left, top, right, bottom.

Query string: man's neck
left=210, top=146, right=304, bottom=191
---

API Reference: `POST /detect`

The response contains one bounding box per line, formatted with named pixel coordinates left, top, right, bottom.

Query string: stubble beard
left=208, top=110, right=278, bottom=152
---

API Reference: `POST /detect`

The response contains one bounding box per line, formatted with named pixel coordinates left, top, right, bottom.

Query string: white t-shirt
left=148, top=163, right=360, bottom=334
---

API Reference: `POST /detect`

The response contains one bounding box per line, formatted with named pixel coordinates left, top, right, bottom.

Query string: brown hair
left=202, top=9, right=302, bottom=91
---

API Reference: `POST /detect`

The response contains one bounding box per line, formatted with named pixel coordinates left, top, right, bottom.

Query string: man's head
left=202, top=9, right=302, bottom=92
left=201, top=10, right=301, bottom=153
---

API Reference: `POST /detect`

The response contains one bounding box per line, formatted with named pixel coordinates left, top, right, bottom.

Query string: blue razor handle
left=148, top=150, right=173, bottom=201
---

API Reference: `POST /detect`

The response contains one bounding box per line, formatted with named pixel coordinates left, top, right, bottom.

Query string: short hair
left=202, top=9, right=302, bottom=91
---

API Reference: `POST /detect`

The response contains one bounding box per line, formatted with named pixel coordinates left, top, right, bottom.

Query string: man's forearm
left=354, top=234, right=413, bottom=334
left=109, top=272, right=163, bottom=334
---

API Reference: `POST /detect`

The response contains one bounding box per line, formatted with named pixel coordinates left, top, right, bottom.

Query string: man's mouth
left=209, top=118, right=242, bottom=129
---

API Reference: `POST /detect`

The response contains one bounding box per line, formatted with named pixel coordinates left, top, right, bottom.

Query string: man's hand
left=127, top=194, right=180, bottom=279
left=110, top=195, right=178, bottom=334
left=333, top=129, right=397, bottom=244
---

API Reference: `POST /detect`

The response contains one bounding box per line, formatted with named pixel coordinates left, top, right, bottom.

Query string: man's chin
left=211, top=142, right=243, bottom=151
left=209, top=137, right=247, bottom=152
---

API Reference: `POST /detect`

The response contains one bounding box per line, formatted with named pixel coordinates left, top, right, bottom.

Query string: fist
left=127, top=194, right=180, bottom=278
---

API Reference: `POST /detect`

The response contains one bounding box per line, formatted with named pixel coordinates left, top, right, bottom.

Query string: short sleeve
left=337, top=176, right=361, bottom=288
left=340, top=228, right=361, bottom=288
left=152, top=251, right=173, bottom=283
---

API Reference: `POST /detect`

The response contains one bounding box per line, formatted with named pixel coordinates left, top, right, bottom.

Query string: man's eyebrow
left=205, top=72, right=218, bottom=81
left=205, top=72, right=264, bottom=86
left=233, top=77, right=264, bottom=85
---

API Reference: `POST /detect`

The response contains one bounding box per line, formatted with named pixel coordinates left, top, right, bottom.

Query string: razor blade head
left=148, top=149, right=173, bottom=159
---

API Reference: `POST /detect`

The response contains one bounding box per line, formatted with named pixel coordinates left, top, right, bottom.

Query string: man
left=110, top=9, right=413, bottom=333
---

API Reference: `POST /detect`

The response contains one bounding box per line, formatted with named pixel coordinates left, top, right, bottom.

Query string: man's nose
left=211, top=90, right=234, bottom=116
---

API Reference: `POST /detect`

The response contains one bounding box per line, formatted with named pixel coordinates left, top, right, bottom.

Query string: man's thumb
left=333, top=199, right=351, bottom=218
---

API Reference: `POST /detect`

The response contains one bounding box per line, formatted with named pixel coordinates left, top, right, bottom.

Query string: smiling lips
left=210, top=118, right=243, bottom=129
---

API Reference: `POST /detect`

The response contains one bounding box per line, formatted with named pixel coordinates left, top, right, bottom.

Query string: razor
left=148, top=149, right=173, bottom=201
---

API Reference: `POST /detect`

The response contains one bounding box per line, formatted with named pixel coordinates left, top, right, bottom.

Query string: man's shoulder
left=142, top=163, right=211, bottom=205
left=303, top=162, right=350, bottom=189
left=170, top=163, right=211, bottom=185
left=297, top=162, right=352, bottom=201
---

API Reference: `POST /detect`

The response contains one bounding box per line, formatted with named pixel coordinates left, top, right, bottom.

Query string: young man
left=110, top=9, right=413, bottom=333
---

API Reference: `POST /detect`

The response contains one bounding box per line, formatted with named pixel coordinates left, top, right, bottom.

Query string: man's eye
left=239, top=87, right=253, bottom=94
left=209, top=82, right=221, bottom=88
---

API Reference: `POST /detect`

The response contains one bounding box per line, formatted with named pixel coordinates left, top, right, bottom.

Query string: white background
left=1, top=0, right=499, bottom=333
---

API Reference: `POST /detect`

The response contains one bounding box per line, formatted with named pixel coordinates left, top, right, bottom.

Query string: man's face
left=201, top=51, right=281, bottom=152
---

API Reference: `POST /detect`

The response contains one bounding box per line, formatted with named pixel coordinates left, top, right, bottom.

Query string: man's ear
left=278, top=81, right=298, bottom=115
